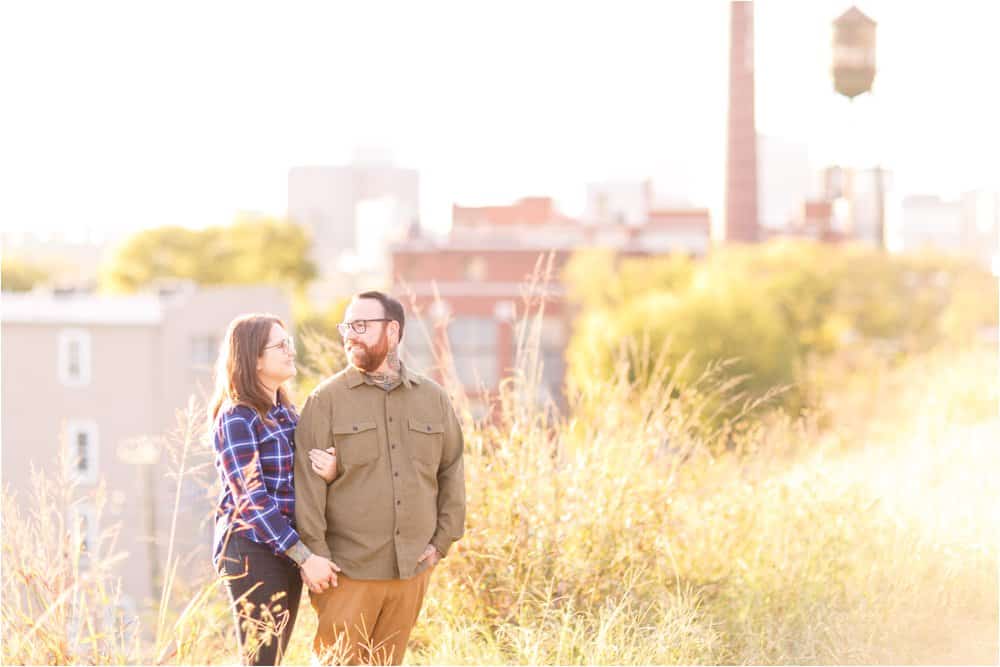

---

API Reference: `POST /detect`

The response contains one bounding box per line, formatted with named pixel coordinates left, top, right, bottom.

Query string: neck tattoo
left=386, top=348, right=401, bottom=374
left=367, top=348, right=401, bottom=390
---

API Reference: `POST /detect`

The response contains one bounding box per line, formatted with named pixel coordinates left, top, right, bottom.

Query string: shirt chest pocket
left=407, top=418, right=444, bottom=468
left=332, top=421, right=379, bottom=466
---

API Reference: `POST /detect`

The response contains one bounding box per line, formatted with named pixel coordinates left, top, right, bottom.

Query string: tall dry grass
left=402, top=290, right=998, bottom=665
left=1, top=464, right=136, bottom=664
left=2, top=277, right=996, bottom=664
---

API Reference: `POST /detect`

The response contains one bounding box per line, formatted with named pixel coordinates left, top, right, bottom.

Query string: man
left=294, top=291, right=466, bottom=665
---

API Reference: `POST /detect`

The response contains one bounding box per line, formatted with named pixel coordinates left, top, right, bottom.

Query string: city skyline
left=2, top=1, right=998, bottom=240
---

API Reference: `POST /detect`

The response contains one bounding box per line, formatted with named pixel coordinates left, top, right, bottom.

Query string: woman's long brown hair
left=208, top=313, right=295, bottom=427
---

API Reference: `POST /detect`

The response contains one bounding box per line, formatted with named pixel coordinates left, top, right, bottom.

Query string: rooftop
left=2, top=292, right=164, bottom=325
left=1, top=283, right=287, bottom=326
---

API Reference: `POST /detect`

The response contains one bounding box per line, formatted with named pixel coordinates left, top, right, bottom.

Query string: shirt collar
left=346, top=361, right=421, bottom=389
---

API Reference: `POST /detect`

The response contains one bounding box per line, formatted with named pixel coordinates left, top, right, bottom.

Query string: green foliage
left=291, top=296, right=350, bottom=399
left=99, top=217, right=317, bottom=294
left=1, top=256, right=52, bottom=292
left=563, top=248, right=696, bottom=311
left=565, top=240, right=998, bottom=421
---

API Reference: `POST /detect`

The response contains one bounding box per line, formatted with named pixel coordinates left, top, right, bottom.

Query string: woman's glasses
left=263, top=336, right=295, bottom=354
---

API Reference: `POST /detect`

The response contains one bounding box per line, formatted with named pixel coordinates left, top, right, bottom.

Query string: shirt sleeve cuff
left=283, top=539, right=313, bottom=566
left=430, top=536, right=453, bottom=559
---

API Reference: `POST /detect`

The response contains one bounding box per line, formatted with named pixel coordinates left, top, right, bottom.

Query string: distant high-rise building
left=961, top=190, right=1000, bottom=267
left=585, top=180, right=653, bottom=226
left=849, top=167, right=890, bottom=246
left=900, top=195, right=964, bottom=254
left=724, top=0, right=759, bottom=243
left=585, top=179, right=698, bottom=226
left=811, top=164, right=891, bottom=247
left=288, top=156, right=419, bottom=300
left=899, top=191, right=999, bottom=266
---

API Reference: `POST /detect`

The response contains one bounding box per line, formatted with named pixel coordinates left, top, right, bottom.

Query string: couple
left=210, top=291, right=466, bottom=665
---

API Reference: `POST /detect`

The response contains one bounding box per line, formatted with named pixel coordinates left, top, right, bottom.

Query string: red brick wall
left=393, top=248, right=573, bottom=285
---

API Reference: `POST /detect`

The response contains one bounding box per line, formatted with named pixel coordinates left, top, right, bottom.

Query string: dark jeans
left=217, top=534, right=303, bottom=666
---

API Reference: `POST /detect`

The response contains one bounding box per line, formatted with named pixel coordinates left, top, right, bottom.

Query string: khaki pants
left=309, top=568, right=432, bottom=665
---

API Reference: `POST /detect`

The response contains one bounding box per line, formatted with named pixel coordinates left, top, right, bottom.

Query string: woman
left=210, top=313, right=341, bottom=666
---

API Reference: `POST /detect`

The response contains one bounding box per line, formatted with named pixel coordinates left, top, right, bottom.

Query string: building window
left=69, top=501, right=97, bottom=556
left=540, top=318, right=567, bottom=400
left=65, top=421, right=99, bottom=485
left=190, top=335, right=218, bottom=369
left=104, top=594, right=139, bottom=648
left=58, top=329, right=91, bottom=387
left=464, top=256, right=488, bottom=282
left=448, top=316, right=498, bottom=389
left=467, top=399, right=489, bottom=421
left=494, top=300, right=516, bottom=322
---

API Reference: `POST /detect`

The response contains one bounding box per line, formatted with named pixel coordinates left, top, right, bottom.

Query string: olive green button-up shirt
left=294, top=363, right=466, bottom=580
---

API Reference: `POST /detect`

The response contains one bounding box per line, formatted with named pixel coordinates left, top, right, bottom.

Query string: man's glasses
left=337, top=319, right=391, bottom=337
left=263, top=336, right=295, bottom=354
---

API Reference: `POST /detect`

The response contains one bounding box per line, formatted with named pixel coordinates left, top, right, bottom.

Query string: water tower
left=832, top=6, right=877, bottom=99
left=831, top=6, right=886, bottom=249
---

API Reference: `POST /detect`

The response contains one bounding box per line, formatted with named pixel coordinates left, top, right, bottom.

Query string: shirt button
left=396, top=500, right=401, bottom=505
left=389, top=417, right=393, bottom=422
left=391, top=443, right=396, bottom=449
left=394, top=471, right=399, bottom=477
left=396, top=529, right=400, bottom=535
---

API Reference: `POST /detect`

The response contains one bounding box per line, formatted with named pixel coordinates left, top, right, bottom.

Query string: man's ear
left=389, top=320, right=401, bottom=345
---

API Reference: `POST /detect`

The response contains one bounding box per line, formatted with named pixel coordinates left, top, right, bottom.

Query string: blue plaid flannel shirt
left=212, top=402, right=300, bottom=565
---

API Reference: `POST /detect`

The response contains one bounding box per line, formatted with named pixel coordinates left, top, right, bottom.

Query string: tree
left=100, top=217, right=317, bottom=294
left=1, top=257, right=51, bottom=292
left=563, top=240, right=998, bottom=423
left=292, top=296, right=351, bottom=398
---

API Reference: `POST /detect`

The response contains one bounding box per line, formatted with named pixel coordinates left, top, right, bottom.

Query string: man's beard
left=347, top=331, right=390, bottom=373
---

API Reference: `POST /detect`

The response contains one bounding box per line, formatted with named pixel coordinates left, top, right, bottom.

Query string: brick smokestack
left=724, top=1, right=760, bottom=243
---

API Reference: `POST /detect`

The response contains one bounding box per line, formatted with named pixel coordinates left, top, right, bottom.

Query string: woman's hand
left=300, top=554, right=341, bottom=593
left=310, top=446, right=338, bottom=483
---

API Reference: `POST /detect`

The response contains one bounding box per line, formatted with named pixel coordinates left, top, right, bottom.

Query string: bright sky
left=2, top=0, right=998, bottom=240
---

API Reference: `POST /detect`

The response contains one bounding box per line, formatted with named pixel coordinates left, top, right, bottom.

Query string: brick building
left=390, top=196, right=711, bottom=416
